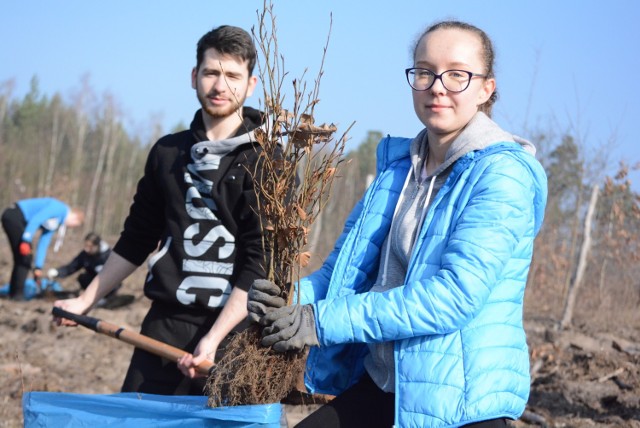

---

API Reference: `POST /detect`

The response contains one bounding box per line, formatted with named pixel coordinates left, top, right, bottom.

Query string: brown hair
left=84, top=232, right=101, bottom=246
left=196, top=25, right=257, bottom=75
left=412, top=20, right=498, bottom=116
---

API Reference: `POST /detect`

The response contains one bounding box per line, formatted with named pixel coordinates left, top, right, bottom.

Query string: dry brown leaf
left=299, top=113, right=314, bottom=125
left=295, top=204, right=307, bottom=220
left=277, top=109, right=294, bottom=124
left=263, top=222, right=275, bottom=231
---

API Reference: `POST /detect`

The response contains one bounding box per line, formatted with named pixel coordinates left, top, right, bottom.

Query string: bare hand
left=52, top=298, right=90, bottom=327
left=177, top=335, right=218, bottom=379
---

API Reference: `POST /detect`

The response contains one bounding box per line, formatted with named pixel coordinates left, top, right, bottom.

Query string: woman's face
left=411, top=28, right=495, bottom=144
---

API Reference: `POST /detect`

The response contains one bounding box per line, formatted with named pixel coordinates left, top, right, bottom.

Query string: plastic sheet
left=23, top=392, right=282, bottom=427
left=0, top=278, right=63, bottom=300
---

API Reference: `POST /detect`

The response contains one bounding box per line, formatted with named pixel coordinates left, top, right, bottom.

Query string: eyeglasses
left=405, top=68, right=487, bottom=92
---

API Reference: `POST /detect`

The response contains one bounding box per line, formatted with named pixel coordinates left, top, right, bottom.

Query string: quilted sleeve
left=315, top=153, right=543, bottom=345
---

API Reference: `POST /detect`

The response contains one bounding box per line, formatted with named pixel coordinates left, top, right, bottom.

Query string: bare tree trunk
left=560, top=178, right=584, bottom=301
left=44, top=107, right=61, bottom=195
left=96, top=99, right=120, bottom=233
left=36, top=125, right=47, bottom=195
left=0, top=79, right=15, bottom=146
left=70, top=113, right=88, bottom=207
left=598, top=196, right=617, bottom=305
left=0, top=80, right=16, bottom=205
left=70, top=75, right=93, bottom=207
left=560, top=184, right=599, bottom=330
left=124, top=147, right=143, bottom=201
left=85, top=101, right=113, bottom=230
left=598, top=259, right=607, bottom=304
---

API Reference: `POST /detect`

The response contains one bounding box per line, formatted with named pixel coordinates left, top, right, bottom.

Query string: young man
left=2, top=197, right=83, bottom=301
left=54, top=25, right=270, bottom=395
left=48, top=232, right=123, bottom=306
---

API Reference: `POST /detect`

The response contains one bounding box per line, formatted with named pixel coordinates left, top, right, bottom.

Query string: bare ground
left=1, top=235, right=639, bottom=427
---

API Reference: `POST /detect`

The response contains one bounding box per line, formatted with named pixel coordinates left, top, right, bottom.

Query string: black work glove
left=247, top=279, right=286, bottom=323
left=260, top=304, right=319, bottom=353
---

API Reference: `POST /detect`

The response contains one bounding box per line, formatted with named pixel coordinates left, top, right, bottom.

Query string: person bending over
left=2, top=197, right=83, bottom=301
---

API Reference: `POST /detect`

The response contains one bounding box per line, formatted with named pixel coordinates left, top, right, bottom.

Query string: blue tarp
left=23, top=392, right=282, bottom=427
left=0, top=278, right=64, bottom=300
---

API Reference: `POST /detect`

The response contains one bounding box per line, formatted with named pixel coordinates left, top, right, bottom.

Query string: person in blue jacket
left=248, top=20, right=548, bottom=427
left=2, top=197, right=83, bottom=301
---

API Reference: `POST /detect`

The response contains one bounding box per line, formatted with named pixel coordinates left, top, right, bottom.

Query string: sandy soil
left=1, top=236, right=639, bottom=427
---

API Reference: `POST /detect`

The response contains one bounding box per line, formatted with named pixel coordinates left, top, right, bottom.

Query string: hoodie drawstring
left=410, top=174, right=437, bottom=255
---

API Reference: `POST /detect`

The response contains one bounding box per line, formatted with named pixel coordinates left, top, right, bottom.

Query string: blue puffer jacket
left=298, top=132, right=548, bottom=427
left=17, top=197, right=70, bottom=269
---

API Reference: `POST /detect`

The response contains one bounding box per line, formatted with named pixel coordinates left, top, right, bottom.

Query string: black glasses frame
left=405, top=68, right=487, bottom=92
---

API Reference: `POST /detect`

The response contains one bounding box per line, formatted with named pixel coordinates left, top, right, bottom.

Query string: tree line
left=1, top=76, right=638, bottom=332
left=0, top=76, right=165, bottom=235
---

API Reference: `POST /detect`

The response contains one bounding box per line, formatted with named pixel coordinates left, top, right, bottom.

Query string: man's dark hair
left=196, top=25, right=257, bottom=75
left=84, top=232, right=101, bottom=246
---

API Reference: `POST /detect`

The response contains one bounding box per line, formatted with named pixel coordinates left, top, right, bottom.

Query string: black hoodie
left=113, top=107, right=268, bottom=322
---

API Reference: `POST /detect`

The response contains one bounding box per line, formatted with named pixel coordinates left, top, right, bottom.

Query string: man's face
left=191, top=48, right=257, bottom=120
left=84, top=241, right=99, bottom=255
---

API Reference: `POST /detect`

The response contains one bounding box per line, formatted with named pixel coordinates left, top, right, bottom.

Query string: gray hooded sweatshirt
left=364, top=112, right=536, bottom=392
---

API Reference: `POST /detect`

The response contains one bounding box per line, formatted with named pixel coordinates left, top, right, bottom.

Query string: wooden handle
left=52, top=306, right=100, bottom=330
left=96, top=319, right=213, bottom=375
left=52, top=307, right=213, bottom=375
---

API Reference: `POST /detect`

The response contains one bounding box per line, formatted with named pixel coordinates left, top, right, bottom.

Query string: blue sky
left=2, top=0, right=639, bottom=187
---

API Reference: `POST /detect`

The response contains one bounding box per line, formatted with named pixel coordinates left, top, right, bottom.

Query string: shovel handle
left=52, top=306, right=213, bottom=375
left=52, top=306, right=100, bottom=331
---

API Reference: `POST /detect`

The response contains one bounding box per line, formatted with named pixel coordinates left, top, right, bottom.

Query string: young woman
left=249, top=20, right=548, bottom=427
